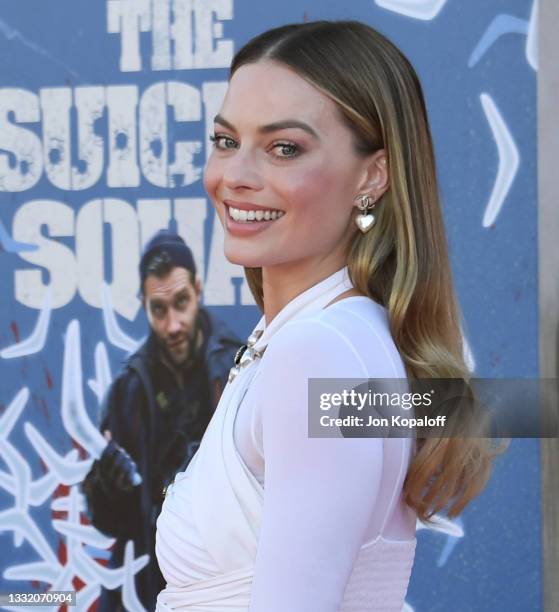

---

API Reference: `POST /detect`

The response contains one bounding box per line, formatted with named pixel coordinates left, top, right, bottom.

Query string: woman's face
left=204, top=60, right=381, bottom=270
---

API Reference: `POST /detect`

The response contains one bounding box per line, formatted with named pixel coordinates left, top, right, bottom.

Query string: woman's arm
left=248, top=319, right=386, bottom=612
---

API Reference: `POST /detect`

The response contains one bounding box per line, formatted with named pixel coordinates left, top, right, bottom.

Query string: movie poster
left=0, top=1, right=539, bottom=610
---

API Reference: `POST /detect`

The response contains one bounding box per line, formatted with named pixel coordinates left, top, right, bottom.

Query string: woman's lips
left=223, top=199, right=282, bottom=213
left=223, top=202, right=284, bottom=236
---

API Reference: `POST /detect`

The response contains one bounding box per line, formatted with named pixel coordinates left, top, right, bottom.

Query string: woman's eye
left=272, top=142, right=300, bottom=159
left=210, top=134, right=237, bottom=150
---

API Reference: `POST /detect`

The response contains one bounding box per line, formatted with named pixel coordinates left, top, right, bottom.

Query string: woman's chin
left=223, top=245, right=264, bottom=268
left=223, top=236, right=289, bottom=268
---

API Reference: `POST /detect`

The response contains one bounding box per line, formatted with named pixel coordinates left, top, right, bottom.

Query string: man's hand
left=98, top=432, right=139, bottom=493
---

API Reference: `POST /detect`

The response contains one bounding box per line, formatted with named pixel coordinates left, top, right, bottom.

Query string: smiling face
left=204, top=61, right=384, bottom=273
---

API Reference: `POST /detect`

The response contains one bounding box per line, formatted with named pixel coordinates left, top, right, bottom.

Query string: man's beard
left=161, top=314, right=202, bottom=369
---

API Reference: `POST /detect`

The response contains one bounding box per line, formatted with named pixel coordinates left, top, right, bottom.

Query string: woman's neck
left=261, top=256, right=346, bottom=325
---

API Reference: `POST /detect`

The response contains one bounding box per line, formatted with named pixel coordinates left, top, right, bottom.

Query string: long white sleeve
left=240, top=302, right=413, bottom=612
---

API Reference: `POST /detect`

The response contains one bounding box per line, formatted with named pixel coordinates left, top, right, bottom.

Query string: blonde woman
left=155, top=21, right=495, bottom=611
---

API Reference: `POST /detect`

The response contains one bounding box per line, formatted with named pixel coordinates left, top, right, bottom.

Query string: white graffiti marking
left=102, top=283, right=144, bottom=353
left=480, top=93, right=519, bottom=228
left=25, top=423, right=92, bottom=485
left=122, top=541, right=148, bottom=612
left=88, top=341, right=113, bottom=405
left=375, top=0, right=448, bottom=21
left=0, top=388, right=29, bottom=438
left=0, top=437, right=32, bottom=547
left=0, top=449, right=79, bottom=507
left=0, top=289, right=52, bottom=359
left=0, top=507, right=60, bottom=567
left=417, top=513, right=465, bottom=569
left=0, top=217, right=38, bottom=253
left=462, top=330, right=476, bottom=373
left=53, top=518, right=115, bottom=549
left=4, top=560, right=61, bottom=584
left=417, top=513, right=465, bottom=537
left=76, top=582, right=103, bottom=612
left=526, top=0, right=538, bottom=71
left=0, top=388, right=31, bottom=547
left=1, top=339, right=147, bottom=607
left=436, top=517, right=465, bottom=567
left=51, top=492, right=87, bottom=514
left=61, top=320, right=109, bottom=460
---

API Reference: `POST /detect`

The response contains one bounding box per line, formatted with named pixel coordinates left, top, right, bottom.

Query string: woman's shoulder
left=311, top=296, right=393, bottom=345
left=264, top=296, right=406, bottom=379
left=319, top=295, right=390, bottom=328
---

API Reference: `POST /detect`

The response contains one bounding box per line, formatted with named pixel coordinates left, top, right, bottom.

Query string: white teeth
left=227, top=206, right=283, bottom=223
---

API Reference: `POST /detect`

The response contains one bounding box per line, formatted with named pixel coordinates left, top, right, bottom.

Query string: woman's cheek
left=293, top=170, right=334, bottom=217
left=203, top=158, right=219, bottom=203
left=281, top=166, right=335, bottom=212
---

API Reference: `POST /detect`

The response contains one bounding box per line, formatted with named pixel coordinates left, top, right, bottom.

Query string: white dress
left=155, top=267, right=417, bottom=611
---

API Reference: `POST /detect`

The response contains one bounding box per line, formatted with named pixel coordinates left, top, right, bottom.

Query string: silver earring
left=355, top=194, right=377, bottom=233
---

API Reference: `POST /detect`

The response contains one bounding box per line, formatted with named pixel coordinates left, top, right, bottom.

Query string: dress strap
left=251, top=267, right=354, bottom=355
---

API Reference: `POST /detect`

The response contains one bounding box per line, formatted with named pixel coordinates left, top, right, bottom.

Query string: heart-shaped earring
left=355, top=195, right=377, bottom=234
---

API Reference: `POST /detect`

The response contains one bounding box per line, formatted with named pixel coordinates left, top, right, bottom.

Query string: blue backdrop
left=0, top=1, right=539, bottom=610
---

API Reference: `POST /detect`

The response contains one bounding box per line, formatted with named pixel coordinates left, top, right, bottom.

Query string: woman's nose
left=221, top=148, right=263, bottom=191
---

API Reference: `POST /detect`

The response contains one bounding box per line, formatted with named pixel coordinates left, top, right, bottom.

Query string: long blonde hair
left=231, top=20, right=497, bottom=521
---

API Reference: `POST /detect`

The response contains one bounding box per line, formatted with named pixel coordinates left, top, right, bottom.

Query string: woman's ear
left=358, top=149, right=389, bottom=198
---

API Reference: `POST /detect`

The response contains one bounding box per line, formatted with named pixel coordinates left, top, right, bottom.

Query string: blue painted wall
left=0, top=1, right=539, bottom=610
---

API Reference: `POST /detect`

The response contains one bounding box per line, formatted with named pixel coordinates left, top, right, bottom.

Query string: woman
left=155, top=21, right=495, bottom=611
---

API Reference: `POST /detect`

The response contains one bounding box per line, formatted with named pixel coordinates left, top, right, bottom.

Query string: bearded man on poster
left=83, top=230, right=240, bottom=611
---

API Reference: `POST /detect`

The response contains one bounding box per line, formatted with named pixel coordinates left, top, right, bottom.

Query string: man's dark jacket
left=82, top=308, right=240, bottom=611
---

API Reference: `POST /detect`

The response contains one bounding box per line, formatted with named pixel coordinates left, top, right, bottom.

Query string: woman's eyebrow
left=214, top=114, right=319, bottom=139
